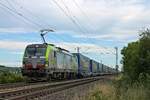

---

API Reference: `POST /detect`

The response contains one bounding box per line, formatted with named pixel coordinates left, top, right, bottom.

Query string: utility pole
left=77, top=47, right=80, bottom=53
left=101, top=60, right=103, bottom=72
left=76, top=47, right=80, bottom=78
left=115, top=47, right=119, bottom=73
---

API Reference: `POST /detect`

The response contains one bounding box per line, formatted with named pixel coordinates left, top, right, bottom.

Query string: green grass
left=88, top=82, right=149, bottom=100
left=0, top=65, right=24, bottom=83
left=73, top=75, right=150, bottom=100
left=0, top=65, right=24, bottom=84
left=0, top=72, right=24, bottom=84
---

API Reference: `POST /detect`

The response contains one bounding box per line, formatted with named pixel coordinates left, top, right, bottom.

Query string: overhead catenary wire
left=6, top=0, right=17, bottom=12
left=72, top=0, right=95, bottom=31
left=13, top=0, right=67, bottom=43
left=50, top=0, right=93, bottom=45
left=53, top=0, right=96, bottom=52
left=0, top=1, right=61, bottom=44
left=56, top=0, right=96, bottom=53
left=59, top=0, right=97, bottom=45
left=60, top=0, right=99, bottom=40
left=11, top=0, right=54, bottom=29
left=9, top=0, right=62, bottom=42
left=51, top=0, right=85, bottom=34
left=60, top=0, right=90, bottom=34
left=60, top=1, right=99, bottom=40
left=0, top=2, right=44, bottom=29
left=0, top=4, right=35, bottom=28
left=3, top=0, right=74, bottom=46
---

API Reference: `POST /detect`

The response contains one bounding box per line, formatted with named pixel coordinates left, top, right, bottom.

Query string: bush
left=0, top=71, right=24, bottom=84
left=121, top=28, right=150, bottom=82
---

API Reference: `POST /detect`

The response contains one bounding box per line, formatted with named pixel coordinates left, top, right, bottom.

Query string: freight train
left=22, top=43, right=116, bottom=81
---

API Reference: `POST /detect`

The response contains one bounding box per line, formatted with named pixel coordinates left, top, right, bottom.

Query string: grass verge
left=73, top=75, right=150, bottom=100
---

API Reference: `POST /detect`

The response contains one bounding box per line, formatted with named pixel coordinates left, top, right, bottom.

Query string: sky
left=0, top=0, right=150, bottom=69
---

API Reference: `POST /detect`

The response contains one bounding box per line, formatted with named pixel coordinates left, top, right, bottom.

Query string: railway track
left=0, top=80, right=67, bottom=92
left=0, top=76, right=105, bottom=100
left=0, top=82, right=49, bottom=90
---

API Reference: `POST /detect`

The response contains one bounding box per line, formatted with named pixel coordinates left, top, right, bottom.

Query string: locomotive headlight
left=45, top=64, right=48, bottom=67
left=45, top=61, right=49, bottom=67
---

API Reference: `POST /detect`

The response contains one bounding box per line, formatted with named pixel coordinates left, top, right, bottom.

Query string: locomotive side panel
left=56, top=52, right=64, bottom=69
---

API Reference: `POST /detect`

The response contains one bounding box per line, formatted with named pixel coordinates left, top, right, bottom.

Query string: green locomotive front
left=22, top=44, right=78, bottom=81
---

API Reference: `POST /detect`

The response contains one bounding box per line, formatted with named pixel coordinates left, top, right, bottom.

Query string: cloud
left=54, top=42, right=115, bottom=54
left=0, top=27, right=37, bottom=34
left=0, top=0, right=149, bottom=42
left=73, top=31, right=138, bottom=42
left=0, top=0, right=148, bottom=34
left=0, top=40, right=114, bottom=54
left=0, top=40, right=31, bottom=50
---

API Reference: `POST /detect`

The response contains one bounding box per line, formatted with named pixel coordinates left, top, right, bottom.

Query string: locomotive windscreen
left=24, top=47, right=46, bottom=57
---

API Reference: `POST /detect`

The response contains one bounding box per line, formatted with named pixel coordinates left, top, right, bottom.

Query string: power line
left=49, top=0, right=96, bottom=52
left=12, top=0, right=66, bottom=43
left=59, top=0, right=98, bottom=46
left=0, top=2, right=44, bottom=29
left=6, top=0, right=17, bottom=12
left=50, top=0, right=89, bottom=44
left=61, top=0, right=91, bottom=34
left=0, top=1, right=61, bottom=44
left=0, top=4, right=33, bottom=27
left=12, top=0, right=54, bottom=29
left=72, top=0, right=95, bottom=31
left=51, top=0, right=85, bottom=34
left=9, top=0, right=69, bottom=44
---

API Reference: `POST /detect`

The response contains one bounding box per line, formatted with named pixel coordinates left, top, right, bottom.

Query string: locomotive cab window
left=25, top=47, right=46, bottom=57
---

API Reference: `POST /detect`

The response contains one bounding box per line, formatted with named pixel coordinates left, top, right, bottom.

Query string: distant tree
left=0, top=65, right=5, bottom=67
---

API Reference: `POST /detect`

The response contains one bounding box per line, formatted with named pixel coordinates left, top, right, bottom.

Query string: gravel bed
left=35, top=79, right=105, bottom=100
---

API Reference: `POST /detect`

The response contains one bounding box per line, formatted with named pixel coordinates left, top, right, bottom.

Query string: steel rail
left=0, top=82, right=49, bottom=91
left=0, top=76, right=104, bottom=100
